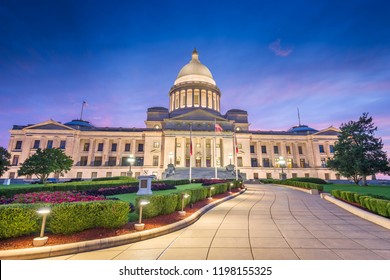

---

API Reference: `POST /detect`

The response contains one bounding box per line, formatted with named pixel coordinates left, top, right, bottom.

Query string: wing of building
left=5, top=49, right=342, bottom=181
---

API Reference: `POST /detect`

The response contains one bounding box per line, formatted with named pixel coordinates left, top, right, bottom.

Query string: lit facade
left=3, top=49, right=342, bottom=181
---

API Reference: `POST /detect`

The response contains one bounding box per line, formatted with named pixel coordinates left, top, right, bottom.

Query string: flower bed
left=0, top=191, right=105, bottom=205
left=84, top=183, right=176, bottom=196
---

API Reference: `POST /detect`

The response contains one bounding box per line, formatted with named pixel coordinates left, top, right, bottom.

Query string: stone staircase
left=162, top=167, right=245, bottom=180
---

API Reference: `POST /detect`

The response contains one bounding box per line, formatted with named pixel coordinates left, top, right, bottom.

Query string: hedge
left=0, top=200, right=129, bottom=238
left=277, top=180, right=324, bottom=191
left=135, top=181, right=242, bottom=219
left=331, top=190, right=390, bottom=218
left=0, top=179, right=190, bottom=198
left=286, top=177, right=328, bottom=185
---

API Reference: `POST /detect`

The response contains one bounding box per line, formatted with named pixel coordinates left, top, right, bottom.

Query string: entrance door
left=206, top=157, right=211, bottom=167
left=196, top=158, right=201, bottom=167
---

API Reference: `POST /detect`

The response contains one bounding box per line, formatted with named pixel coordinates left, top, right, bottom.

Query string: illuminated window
left=201, top=90, right=206, bottom=107
left=83, top=143, right=90, bottom=152
left=208, top=92, right=212, bottom=108
left=180, top=91, right=185, bottom=108
left=187, top=89, right=192, bottom=107
left=286, top=146, right=291, bottom=154
left=194, top=90, right=199, bottom=106
left=175, top=92, right=179, bottom=109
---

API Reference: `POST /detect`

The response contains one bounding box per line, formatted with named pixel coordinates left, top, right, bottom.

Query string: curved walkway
left=47, top=184, right=390, bottom=260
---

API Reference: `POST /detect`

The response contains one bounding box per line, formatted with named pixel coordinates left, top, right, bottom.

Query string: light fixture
left=135, top=199, right=150, bottom=231
left=33, top=207, right=51, bottom=246
left=208, top=186, right=215, bottom=200
left=229, top=182, right=234, bottom=193
left=179, top=193, right=190, bottom=216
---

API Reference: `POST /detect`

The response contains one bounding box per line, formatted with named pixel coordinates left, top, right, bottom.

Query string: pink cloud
left=268, top=39, right=293, bottom=57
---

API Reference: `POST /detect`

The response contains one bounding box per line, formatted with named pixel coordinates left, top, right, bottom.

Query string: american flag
left=215, top=123, right=223, bottom=133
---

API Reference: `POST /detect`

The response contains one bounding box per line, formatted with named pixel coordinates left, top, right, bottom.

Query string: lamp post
left=208, top=186, right=215, bottom=200
left=127, top=154, right=135, bottom=177
left=169, top=152, right=173, bottom=164
left=228, top=153, right=232, bottom=165
left=135, top=199, right=150, bottom=231
left=279, top=156, right=286, bottom=180
left=33, top=207, right=51, bottom=246
left=229, top=182, right=233, bottom=194
left=179, top=193, right=190, bottom=216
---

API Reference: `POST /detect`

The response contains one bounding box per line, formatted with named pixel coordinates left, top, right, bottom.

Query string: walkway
left=47, top=184, right=390, bottom=260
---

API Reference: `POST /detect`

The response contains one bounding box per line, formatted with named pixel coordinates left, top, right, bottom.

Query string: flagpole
left=234, top=130, right=238, bottom=181
left=80, top=101, right=87, bottom=120
left=214, top=119, right=218, bottom=179
left=189, top=123, right=192, bottom=182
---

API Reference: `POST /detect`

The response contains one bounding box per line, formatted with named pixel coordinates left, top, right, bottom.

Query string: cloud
left=268, top=39, right=293, bottom=57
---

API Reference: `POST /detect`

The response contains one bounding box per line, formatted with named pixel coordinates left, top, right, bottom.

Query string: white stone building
left=3, top=49, right=341, bottom=181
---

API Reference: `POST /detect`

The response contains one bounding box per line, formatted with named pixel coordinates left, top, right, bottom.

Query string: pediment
left=24, top=120, right=75, bottom=131
left=313, top=126, right=340, bottom=136
left=168, top=109, right=227, bottom=122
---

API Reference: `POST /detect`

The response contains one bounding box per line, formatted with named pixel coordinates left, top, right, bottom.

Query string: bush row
left=84, top=183, right=176, bottom=197
left=135, top=181, right=242, bottom=219
left=286, top=177, right=328, bottom=185
left=0, top=200, right=130, bottom=238
left=0, top=179, right=190, bottom=198
left=331, top=190, right=390, bottom=218
left=277, top=180, right=324, bottom=191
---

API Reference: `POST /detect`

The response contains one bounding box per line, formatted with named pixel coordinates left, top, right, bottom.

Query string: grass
left=108, top=183, right=204, bottom=222
left=322, top=184, right=390, bottom=199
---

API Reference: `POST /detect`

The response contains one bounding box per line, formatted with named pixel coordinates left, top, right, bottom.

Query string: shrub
left=278, top=180, right=323, bottom=191
left=0, top=203, right=43, bottom=238
left=331, top=190, right=341, bottom=198
left=286, top=177, right=328, bottom=184
left=375, top=199, right=390, bottom=218
left=92, top=176, right=137, bottom=182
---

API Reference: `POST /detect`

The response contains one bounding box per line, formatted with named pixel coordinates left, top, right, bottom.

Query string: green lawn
left=322, top=184, right=390, bottom=199
left=108, top=183, right=204, bottom=222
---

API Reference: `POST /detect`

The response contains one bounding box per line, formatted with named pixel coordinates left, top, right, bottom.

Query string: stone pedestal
left=137, top=176, right=154, bottom=195
left=134, top=223, right=145, bottom=231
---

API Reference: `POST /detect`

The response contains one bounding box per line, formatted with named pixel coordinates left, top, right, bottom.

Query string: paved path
left=47, top=184, right=390, bottom=260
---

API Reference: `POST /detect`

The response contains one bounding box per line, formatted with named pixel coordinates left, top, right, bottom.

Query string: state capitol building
left=4, top=49, right=341, bottom=181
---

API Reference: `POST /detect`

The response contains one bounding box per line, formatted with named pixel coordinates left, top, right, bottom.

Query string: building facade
left=4, top=49, right=342, bottom=181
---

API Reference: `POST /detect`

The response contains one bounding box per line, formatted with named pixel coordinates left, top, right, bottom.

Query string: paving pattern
left=47, top=184, right=390, bottom=260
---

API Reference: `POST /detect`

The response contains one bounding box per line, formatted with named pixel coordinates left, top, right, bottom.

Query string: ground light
left=208, top=186, right=215, bottom=200
left=33, top=207, right=51, bottom=246
left=229, top=182, right=233, bottom=193
left=179, top=193, right=190, bottom=216
left=135, top=199, right=150, bottom=231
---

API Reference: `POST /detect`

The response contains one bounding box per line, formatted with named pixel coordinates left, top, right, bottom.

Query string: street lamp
left=229, top=182, right=233, bottom=193
left=169, top=151, right=173, bottom=164
left=208, top=186, right=215, bottom=200
left=33, top=207, right=51, bottom=246
left=279, top=156, right=286, bottom=180
left=179, top=193, right=190, bottom=216
left=135, top=199, right=150, bottom=231
left=127, top=154, right=135, bottom=177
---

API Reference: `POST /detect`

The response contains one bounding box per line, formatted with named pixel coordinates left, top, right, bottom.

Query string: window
left=286, top=146, right=291, bottom=155
left=138, top=143, right=144, bottom=152
left=120, top=172, right=127, bottom=176
left=111, top=143, right=117, bottom=152
left=97, top=143, right=104, bottom=151
left=47, top=140, right=53, bottom=149
left=263, top=158, right=270, bottom=167
left=94, top=157, right=102, bottom=166
left=329, top=145, right=334, bottom=153
left=300, top=159, right=306, bottom=168
left=261, top=145, right=267, bottom=154
left=251, top=158, right=258, bottom=167
left=60, top=140, right=66, bottom=150
left=108, top=157, right=116, bottom=166
left=266, top=173, right=272, bottom=179
left=298, top=146, right=303, bottom=154
left=305, top=173, right=310, bottom=178
left=121, top=157, right=129, bottom=166
left=153, top=155, right=159, bottom=166
left=194, top=90, right=199, bottom=106
left=106, top=172, right=112, bottom=178
left=33, top=140, right=40, bottom=149
left=254, top=173, right=259, bottom=179
left=153, top=142, right=160, bottom=148
left=15, top=141, right=22, bottom=150
left=319, top=144, right=325, bottom=153
left=336, top=173, right=341, bottom=180
left=91, top=172, right=97, bottom=179
left=321, top=158, right=327, bottom=168
left=83, top=143, right=90, bottom=152
left=80, top=156, right=88, bottom=166
left=325, top=173, right=330, bottom=180
left=124, top=143, right=131, bottom=152
left=12, top=155, right=19, bottom=166
left=292, top=173, right=298, bottom=178
left=237, top=157, right=243, bottom=167
left=180, top=91, right=185, bottom=108
left=287, top=158, right=293, bottom=168
left=273, top=146, right=279, bottom=154
left=76, top=172, right=83, bottom=179
left=250, top=145, right=255, bottom=154
left=135, top=157, right=144, bottom=166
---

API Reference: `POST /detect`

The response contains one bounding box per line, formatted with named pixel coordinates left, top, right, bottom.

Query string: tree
left=18, top=148, right=73, bottom=185
left=327, top=113, right=390, bottom=186
left=0, top=146, right=11, bottom=177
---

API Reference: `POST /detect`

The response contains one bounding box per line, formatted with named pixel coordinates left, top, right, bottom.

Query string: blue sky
left=1, top=0, right=389, bottom=162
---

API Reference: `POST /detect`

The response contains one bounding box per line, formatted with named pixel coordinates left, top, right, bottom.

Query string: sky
left=1, top=0, right=390, bottom=164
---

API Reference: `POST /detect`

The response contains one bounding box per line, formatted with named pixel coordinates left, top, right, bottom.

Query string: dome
left=174, top=49, right=216, bottom=86
left=64, top=119, right=94, bottom=128
left=288, top=125, right=318, bottom=134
